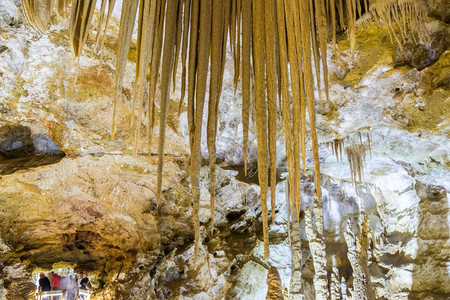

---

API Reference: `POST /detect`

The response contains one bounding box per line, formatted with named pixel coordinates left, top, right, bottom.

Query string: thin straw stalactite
left=241, top=0, right=251, bottom=178
left=191, top=0, right=212, bottom=262
left=147, top=0, right=165, bottom=153
left=207, top=0, right=225, bottom=235
left=156, top=0, right=179, bottom=203
left=315, top=0, right=330, bottom=102
left=96, top=0, right=117, bottom=71
left=178, top=0, right=191, bottom=114
left=264, top=0, right=278, bottom=225
left=276, top=0, right=295, bottom=220
left=252, top=0, right=270, bottom=260
left=111, top=0, right=139, bottom=140
left=187, top=0, right=200, bottom=153
left=284, top=0, right=302, bottom=220
left=299, top=0, right=322, bottom=203
left=132, top=0, right=157, bottom=157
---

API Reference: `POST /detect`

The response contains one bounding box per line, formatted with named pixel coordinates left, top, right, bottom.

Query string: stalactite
left=187, top=0, right=200, bottom=153
left=345, top=143, right=367, bottom=187
left=190, top=0, right=212, bottom=262
left=369, top=0, right=429, bottom=50
left=233, top=0, right=241, bottom=93
left=21, top=0, right=53, bottom=33
left=20, top=0, right=428, bottom=264
left=330, top=0, right=337, bottom=53
left=178, top=0, right=191, bottom=113
left=147, top=0, right=165, bottom=153
left=284, top=0, right=303, bottom=220
left=252, top=0, right=270, bottom=260
left=111, top=0, right=139, bottom=140
left=327, top=138, right=345, bottom=162
left=298, top=0, right=322, bottom=203
left=309, top=0, right=322, bottom=103
left=156, top=0, right=179, bottom=202
left=304, top=198, right=328, bottom=300
left=345, top=0, right=357, bottom=55
left=264, top=0, right=278, bottom=224
left=343, top=217, right=375, bottom=300
left=241, top=0, right=251, bottom=177
left=207, top=0, right=225, bottom=234
left=314, top=0, right=330, bottom=102
left=132, top=0, right=158, bottom=157
left=56, top=0, right=70, bottom=17
left=69, top=0, right=96, bottom=59
left=276, top=0, right=295, bottom=219
left=172, top=0, right=184, bottom=93
left=95, top=0, right=116, bottom=70
left=94, top=0, right=108, bottom=49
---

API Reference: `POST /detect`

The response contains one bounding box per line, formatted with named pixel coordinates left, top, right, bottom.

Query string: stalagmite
left=288, top=181, right=304, bottom=300
left=304, top=198, right=328, bottom=300
left=266, top=267, right=284, bottom=300
left=343, top=217, right=375, bottom=300
left=330, top=255, right=342, bottom=300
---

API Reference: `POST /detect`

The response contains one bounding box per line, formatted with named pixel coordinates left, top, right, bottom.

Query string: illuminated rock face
left=0, top=0, right=449, bottom=299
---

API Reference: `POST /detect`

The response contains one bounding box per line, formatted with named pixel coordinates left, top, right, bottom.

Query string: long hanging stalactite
left=20, top=0, right=430, bottom=263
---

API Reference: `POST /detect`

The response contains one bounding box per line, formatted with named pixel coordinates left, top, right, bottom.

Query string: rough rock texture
left=0, top=0, right=449, bottom=299
left=266, top=267, right=284, bottom=300
left=0, top=123, right=65, bottom=174
left=394, top=20, right=449, bottom=71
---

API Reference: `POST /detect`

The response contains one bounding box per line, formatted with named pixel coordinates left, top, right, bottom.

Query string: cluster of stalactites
left=344, top=132, right=372, bottom=188
left=106, top=0, right=335, bottom=261
left=19, top=0, right=425, bottom=262
left=356, top=0, right=429, bottom=50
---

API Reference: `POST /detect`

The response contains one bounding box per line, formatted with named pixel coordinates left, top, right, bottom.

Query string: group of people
left=38, top=272, right=91, bottom=300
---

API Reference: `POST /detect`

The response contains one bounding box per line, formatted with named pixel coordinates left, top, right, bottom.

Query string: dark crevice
left=0, top=125, right=65, bottom=175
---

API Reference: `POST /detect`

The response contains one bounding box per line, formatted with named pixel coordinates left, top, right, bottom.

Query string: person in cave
left=79, top=272, right=91, bottom=299
left=50, top=271, right=61, bottom=300
left=38, top=273, right=51, bottom=299
left=80, top=272, right=91, bottom=290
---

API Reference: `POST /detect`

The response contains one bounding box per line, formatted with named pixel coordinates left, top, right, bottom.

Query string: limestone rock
left=394, top=21, right=449, bottom=71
